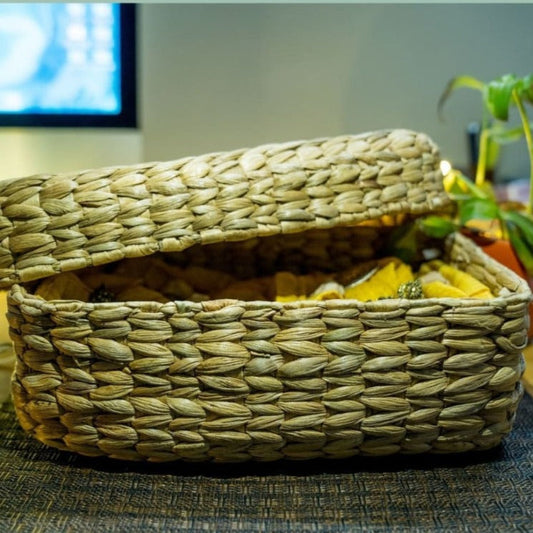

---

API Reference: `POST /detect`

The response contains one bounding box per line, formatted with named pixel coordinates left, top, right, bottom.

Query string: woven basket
left=2, top=129, right=530, bottom=463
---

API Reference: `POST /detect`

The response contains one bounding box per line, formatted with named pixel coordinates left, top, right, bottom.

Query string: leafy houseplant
left=439, top=74, right=533, bottom=195
left=423, top=73, right=533, bottom=276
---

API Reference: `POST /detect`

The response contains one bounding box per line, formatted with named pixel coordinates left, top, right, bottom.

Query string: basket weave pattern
left=2, top=129, right=530, bottom=462
left=0, top=130, right=447, bottom=288
left=8, top=233, right=529, bottom=462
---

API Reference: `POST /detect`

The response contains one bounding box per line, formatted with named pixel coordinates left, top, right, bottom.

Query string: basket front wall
left=8, top=233, right=529, bottom=462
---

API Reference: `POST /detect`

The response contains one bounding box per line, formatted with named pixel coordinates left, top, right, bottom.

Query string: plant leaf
left=501, top=210, right=533, bottom=249
left=419, top=216, right=457, bottom=238
left=484, top=74, right=519, bottom=121
left=517, top=74, right=533, bottom=104
left=385, top=222, right=419, bottom=263
left=444, top=171, right=487, bottom=200
left=506, top=221, right=533, bottom=276
left=458, top=197, right=500, bottom=226
left=438, top=75, right=484, bottom=120
left=486, top=123, right=527, bottom=144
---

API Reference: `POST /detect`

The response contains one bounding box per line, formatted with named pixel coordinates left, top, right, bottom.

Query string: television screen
left=0, top=3, right=136, bottom=127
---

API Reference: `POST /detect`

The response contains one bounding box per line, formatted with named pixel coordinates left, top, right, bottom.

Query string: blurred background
left=0, top=3, right=532, bottom=183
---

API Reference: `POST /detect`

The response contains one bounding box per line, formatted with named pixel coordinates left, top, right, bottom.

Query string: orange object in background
left=482, top=239, right=528, bottom=279
left=481, top=239, right=533, bottom=338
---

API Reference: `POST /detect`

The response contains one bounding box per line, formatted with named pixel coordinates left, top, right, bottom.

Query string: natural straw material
left=2, top=129, right=530, bottom=462
left=0, top=130, right=447, bottom=288
left=8, top=232, right=530, bottom=462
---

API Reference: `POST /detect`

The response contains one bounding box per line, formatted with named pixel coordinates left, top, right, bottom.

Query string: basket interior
left=24, top=218, right=515, bottom=305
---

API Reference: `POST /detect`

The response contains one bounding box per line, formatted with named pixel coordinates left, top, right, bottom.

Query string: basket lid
left=0, top=129, right=451, bottom=289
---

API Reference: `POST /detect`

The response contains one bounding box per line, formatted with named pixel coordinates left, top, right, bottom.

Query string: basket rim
left=8, top=282, right=531, bottom=312
left=8, top=233, right=532, bottom=313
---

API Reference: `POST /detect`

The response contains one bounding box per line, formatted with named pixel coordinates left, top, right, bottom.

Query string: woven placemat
left=1, top=395, right=532, bottom=533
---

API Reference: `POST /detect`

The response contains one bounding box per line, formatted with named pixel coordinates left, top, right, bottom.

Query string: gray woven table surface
left=1, top=394, right=532, bottom=533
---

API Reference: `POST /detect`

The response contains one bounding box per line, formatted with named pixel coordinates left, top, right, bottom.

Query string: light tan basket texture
left=2, top=129, right=530, bottom=463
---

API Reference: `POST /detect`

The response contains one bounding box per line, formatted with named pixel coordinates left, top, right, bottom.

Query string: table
left=1, top=392, right=531, bottom=532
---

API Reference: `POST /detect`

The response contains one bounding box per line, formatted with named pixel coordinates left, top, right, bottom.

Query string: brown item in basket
left=213, top=278, right=271, bottom=301
left=83, top=272, right=142, bottom=293
left=116, top=285, right=169, bottom=303
left=35, top=272, right=91, bottom=301
left=180, top=266, right=236, bottom=294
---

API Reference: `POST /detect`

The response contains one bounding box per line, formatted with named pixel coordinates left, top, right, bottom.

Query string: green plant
left=420, top=73, right=533, bottom=276
left=438, top=73, right=533, bottom=209
left=419, top=170, right=533, bottom=274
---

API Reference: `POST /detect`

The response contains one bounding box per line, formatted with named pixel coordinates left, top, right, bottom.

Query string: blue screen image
left=0, top=3, right=121, bottom=116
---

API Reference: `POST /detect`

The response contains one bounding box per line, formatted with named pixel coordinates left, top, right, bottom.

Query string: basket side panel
left=8, top=269, right=527, bottom=462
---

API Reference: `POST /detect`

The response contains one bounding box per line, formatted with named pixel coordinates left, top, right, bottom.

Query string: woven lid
left=0, top=129, right=450, bottom=289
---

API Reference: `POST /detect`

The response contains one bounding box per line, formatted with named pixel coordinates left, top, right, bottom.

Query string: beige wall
left=0, top=129, right=142, bottom=180
left=140, top=3, right=533, bottom=180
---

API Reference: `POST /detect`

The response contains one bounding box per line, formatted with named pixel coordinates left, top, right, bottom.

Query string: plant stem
left=513, top=89, right=533, bottom=214
left=475, top=104, right=492, bottom=187
left=476, top=128, right=489, bottom=187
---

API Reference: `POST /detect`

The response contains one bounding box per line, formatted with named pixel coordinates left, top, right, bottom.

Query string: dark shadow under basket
left=2, top=129, right=530, bottom=462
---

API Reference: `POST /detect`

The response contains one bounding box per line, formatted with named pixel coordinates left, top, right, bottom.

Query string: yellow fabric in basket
left=345, top=262, right=414, bottom=301
left=422, top=281, right=468, bottom=299
left=438, top=264, right=493, bottom=298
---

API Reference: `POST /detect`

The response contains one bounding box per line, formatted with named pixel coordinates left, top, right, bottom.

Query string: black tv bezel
left=0, top=4, right=137, bottom=129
